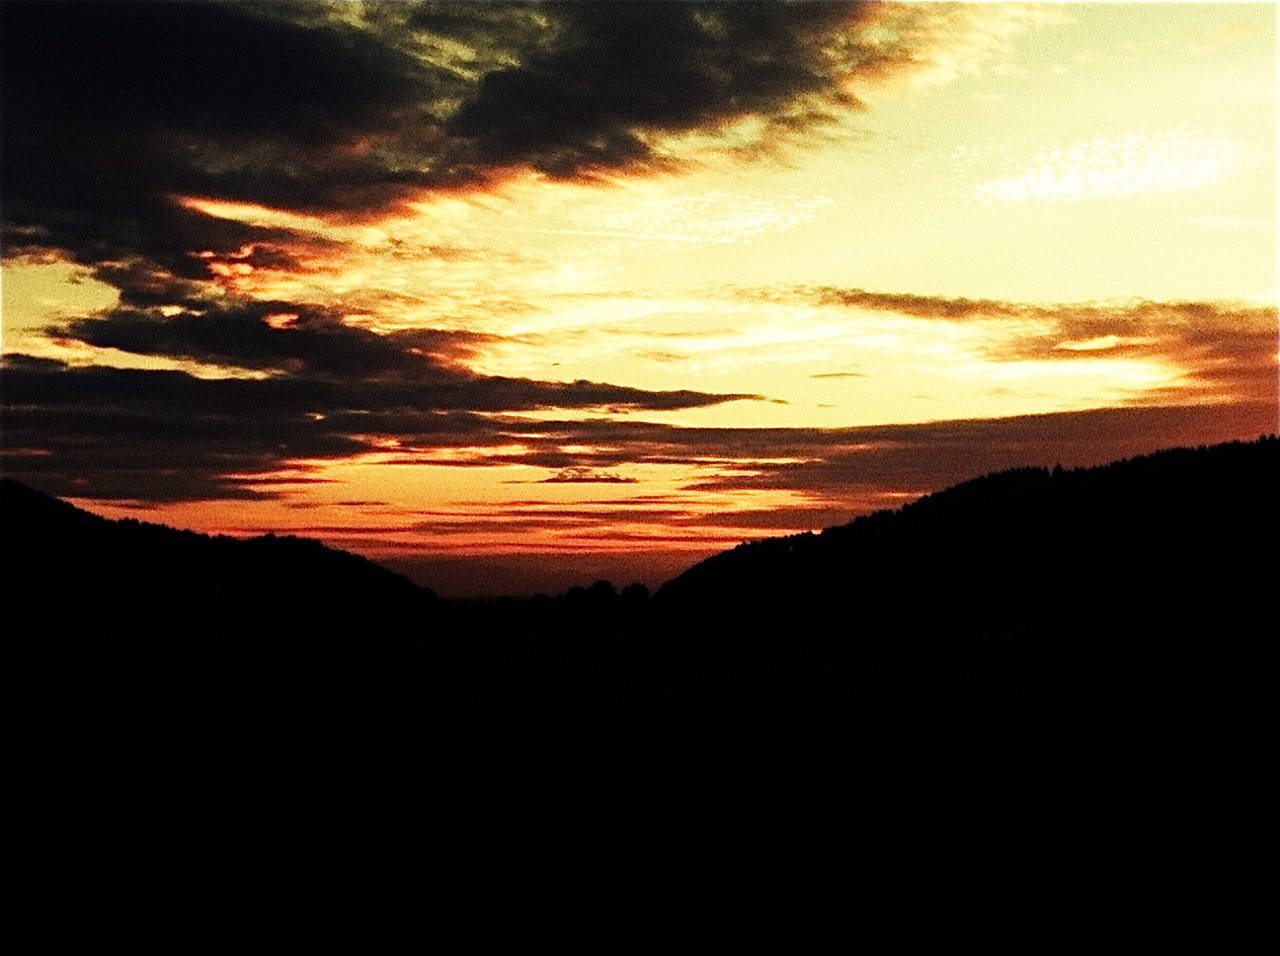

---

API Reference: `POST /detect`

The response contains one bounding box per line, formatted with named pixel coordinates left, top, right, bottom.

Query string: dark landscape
left=9, top=436, right=1276, bottom=753
left=3, top=1, right=1276, bottom=921
left=6, top=434, right=1274, bottom=921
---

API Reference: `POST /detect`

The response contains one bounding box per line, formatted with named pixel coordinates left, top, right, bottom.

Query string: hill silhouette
left=9, top=434, right=1278, bottom=875
left=2, top=477, right=433, bottom=634
left=6, top=437, right=1276, bottom=748
left=658, top=435, right=1278, bottom=645
left=9, top=449, right=1269, bottom=916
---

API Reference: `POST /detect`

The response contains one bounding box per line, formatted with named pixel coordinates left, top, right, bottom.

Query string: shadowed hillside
left=7, top=434, right=1277, bottom=892
left=2, top=478, right=433, bottom=634
left=5, top=437, right=1276, bottom=746
left=657, top=435, right=1278, bottom=649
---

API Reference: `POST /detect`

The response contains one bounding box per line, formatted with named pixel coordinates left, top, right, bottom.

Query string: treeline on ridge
left=656, top=435, right=1278, bottom=647
left=2, top=478, right=432, bottom=634
left=4, top=435, right=1276, bottom=647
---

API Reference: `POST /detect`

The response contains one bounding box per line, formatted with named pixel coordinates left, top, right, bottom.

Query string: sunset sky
left=2, top=1, right=1276, bottom=596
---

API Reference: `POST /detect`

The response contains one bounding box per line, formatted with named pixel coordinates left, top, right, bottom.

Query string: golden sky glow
left=2, top=2, right=1276, bottom=595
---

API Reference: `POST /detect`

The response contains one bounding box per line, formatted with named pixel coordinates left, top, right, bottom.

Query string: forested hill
left=6, top=438, right=1276, bottom=751
left=2, top=479, right=432, bottom=633
left=656, top=435, right=1279, bottom=641
left=6, top=437, right=1276, bottom=642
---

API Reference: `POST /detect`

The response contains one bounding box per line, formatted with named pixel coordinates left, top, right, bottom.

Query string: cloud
left=683, top=506, right=859, bottom=531
left=2, top=1, right=1019, bottom=278
left=56, top=299, right=497, bottom=382
left=540, top=469, right=639, bottom=484
left=850, top=1, right=1071, bottom=90
left=0, top=1, right=436, bottom=270
left=413, top=399, right=1277, bottom=503
left=810, top=287, right=1278, bottom=404
left=442, top=1, right=876, bottom=176
left=7, top=319, right=1273, bottom=535
left=971, top=128, right=1250, bottom=204
left=48, top=292, right=761, bottom=401
left=286, top=395, right=1276, bottom=551
left=669, top=402, right=1280, bottom=498
left=811, top=286, right=1037, bottom=320
left=7, top=271, right=1273, bottom=505
left=0, top=310, right=758, bottom=500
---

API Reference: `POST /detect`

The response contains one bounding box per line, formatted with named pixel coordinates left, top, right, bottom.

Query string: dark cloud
left=85, top=260, right=215, bottom=309
left=0, top=317, right=757, bottom=500
left=813, top=286, right=1276, bottom=333
left=1134, top=327, right=1280, bottom=406
left=50, top=294, right=761, bottom=407
left=1, top=2, right=905, bottom=275
left=399, top=400, right=1279, bottom=500
left=299, top=399, right=1277, bottom=554
left=445, top=1, right=875, bottom=177
left=813, top=287, right=1039, bottom=320
left=403, top=501, right=851, bottom=534
left=56, top=300, right=495, bottom=382
left=670, top=402, right=1280, bottom=497
left=11, top=313, right=1271, bottom=524
left=405, top=508, right=685, bottom=537
left=540, top=469, right=639, bottom=484
left=0, top=354, right=363, bottom=501
left=683, top=506, right=859, bottom=531
left=0, top=1, right=437, bottom=273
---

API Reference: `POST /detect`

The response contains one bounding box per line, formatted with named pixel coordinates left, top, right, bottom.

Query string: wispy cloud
left=809, top=287, right=1277, bottom=400
left=972, top=127, right=1250, bottom=204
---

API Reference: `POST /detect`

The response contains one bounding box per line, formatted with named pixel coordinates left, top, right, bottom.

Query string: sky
left=2, top=1, right=1276, bottom=597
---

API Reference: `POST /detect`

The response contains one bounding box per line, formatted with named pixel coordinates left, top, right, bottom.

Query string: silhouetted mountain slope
left=6, top=439, right=1275, bottom=754
left=8, top=437, right=1278, bottom=840
left=657, top=436, right=1279, bottom=646
left=2, top=478, right=432, bottom=634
